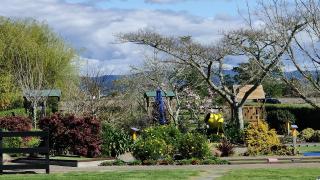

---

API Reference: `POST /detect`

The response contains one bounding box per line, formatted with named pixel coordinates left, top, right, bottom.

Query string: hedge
left=39, top=113, right=102, bottom=157
left=0, top=116, right=32, bottom=131
left=265, top=104, right=320, bottom=131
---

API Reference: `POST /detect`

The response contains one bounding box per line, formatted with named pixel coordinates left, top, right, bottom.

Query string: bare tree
left=64, top=65, right=111, bottom=116
left=118, top=2, right=305, bottom=129
left=15, top=48, right=46, bottom=129
left=276, top=0, right=320, bottom=108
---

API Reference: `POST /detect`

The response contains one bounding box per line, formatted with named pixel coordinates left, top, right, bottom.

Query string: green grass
left=0, top=170, right=200, bottom=180
left=298, top=146, right=320, bottom=153
left=0, top=108, right=27, bottom=117
left=218, top=168, right=320, bottom=180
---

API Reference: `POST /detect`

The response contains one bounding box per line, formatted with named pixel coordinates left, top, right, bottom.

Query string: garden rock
left=117, top=152, right=136, bottom=162
left=212, top=148, right=222, bottom=157
left=3, top=153, right=11, bottom=163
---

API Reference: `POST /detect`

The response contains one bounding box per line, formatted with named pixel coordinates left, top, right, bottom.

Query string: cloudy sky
left=0, top=0, right=257, bottom=75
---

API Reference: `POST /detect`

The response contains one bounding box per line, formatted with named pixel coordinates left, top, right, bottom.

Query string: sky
left=0, top=0, right=258, bottom=75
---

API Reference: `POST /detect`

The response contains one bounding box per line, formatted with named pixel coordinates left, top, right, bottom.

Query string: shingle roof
left=23, top=89, right=61, bottom=97
left=233, top=85, right=265, bottom=100
left=144, top=91, right=175, bottom=98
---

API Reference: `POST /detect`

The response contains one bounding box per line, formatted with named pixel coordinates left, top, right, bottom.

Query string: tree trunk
left=232, top=105, right=244, bottom=130
left=33, top=103, right=37, bottom=129
left=174, top=108, right=180, bottom=127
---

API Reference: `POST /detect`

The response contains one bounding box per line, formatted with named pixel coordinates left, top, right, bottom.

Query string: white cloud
left=0, top=0, right=243, bottom=75
left=144, top=0, right=233, bottom=4
left=144, top=0, right=186, bottom=4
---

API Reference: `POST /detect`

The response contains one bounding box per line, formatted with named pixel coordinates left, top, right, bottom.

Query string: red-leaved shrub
left=39, top=113, right=102, bottom=157
left=0, top=116, right=32, bottom=131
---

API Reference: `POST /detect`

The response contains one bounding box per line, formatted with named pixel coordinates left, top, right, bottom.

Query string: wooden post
left=0, top=129, right=3, bottom=175
left=44, top=100, right=47, bottom=117
left=45, top=131, right=50, bottom=174
left=291, top=125, right=298, bottom=155
left=293, top=135, right=297, bottom=155
left=287, top=121, right=290, bottom=136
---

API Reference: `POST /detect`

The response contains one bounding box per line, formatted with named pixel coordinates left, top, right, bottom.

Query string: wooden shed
left=233, top=85, right=265, bottom=101
left=23, top=89, right=61, bottom=118
left=144, top=90, right=176, bottom=117
left=233, top=85, right=266, bottom=123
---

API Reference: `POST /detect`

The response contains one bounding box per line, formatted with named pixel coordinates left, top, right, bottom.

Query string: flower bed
left=100, top=156, right=228, bottom=166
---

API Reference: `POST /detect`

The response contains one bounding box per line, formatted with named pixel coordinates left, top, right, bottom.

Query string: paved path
left=49, top=162, right=320, bottom=173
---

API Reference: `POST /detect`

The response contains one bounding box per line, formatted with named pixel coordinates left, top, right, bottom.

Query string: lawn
left=298, top=146, right=320, bottom=153
left=0, top=170, right=200, bottom=180
left=218, top=168, right=320, bottom=180
left=0, top=108, right=27, bottom=117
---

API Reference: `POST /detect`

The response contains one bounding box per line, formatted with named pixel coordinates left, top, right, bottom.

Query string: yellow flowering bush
left=177, top=133, right=210, bottom=159
left=132, top=125, right=179, bottom=160
left=133, top=125, right=210, bottom=161
left=245, top=121, right=280, bottom=156
left=141, top=125, right=181, bottom=147
left=132, top=137, right=172, bottom=161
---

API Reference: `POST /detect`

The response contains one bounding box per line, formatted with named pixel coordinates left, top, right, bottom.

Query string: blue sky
left=0, top=0, right=257, bottom=74
left=68, top=0, right=248, bottom=17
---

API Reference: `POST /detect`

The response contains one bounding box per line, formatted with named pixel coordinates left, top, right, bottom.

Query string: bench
left=0, top=129, right=49, bottom=174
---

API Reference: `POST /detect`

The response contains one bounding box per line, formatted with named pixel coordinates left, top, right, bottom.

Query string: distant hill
left=94, top=75, right=124, bottom=94
left=86, top=70, right=315, bottom=95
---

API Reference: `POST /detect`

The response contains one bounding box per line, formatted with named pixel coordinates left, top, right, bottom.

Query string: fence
left=0, top=130, right=49, bottom=174
left=242, top=106, right=265, bottom=124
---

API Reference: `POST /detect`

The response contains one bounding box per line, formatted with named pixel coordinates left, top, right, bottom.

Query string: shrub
left=201, top=156, right=229, bottom=165
left=39, top=113, right=68, bottom=154
left=208, top=134, right=222, bottom=143
left=216, top=138, right=235, bottom=157
left=266, top=110, right=296, bottom=134
left=133, top=137, right=170, bottom=161
left=132, top=125, right=180, bottom=161
left=0, top=116, right=32, bottom=131
left=141, top=125, right=181, bottom=148
left=265, top=104, right=320, bottom=130
left=112, top=159, right=126, bottom=166
left=100, top=160, right=126, bottom=166
left=66, top=115, right=101, bottom=157
left=39, top=113, right=102, bottom=157
left=200, top=159, right=215, bottom=165
left=101, top=123, right=132, bottom=157
left=0, top=116, right=37, bottom=151
left=177, top=133, right=210, bottom=159
left=245, top=121, right=280, bottom=156
left=191, top=158, right=201, bottom=165
left=270, top=144, right=294, bottom=156
left=22, top=137, right=41, bottom=148
left=158, top=157, right=174, bottom=165
left=100, top=161, right=113, bottom=166
left=312, top=130, right=320, bottom=142
left=3, top=136, right=22, bottom=148
left=300, top=128, right=315, bottom=142
left=176, top=159, right=192, bottom=165
left=132, top=125, right=210, bottom=161
left=142, top=159, right=157, bottom=165
left=127, top=160, right=142, bottom=166
left=224, top=123, right=245, bottom=144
